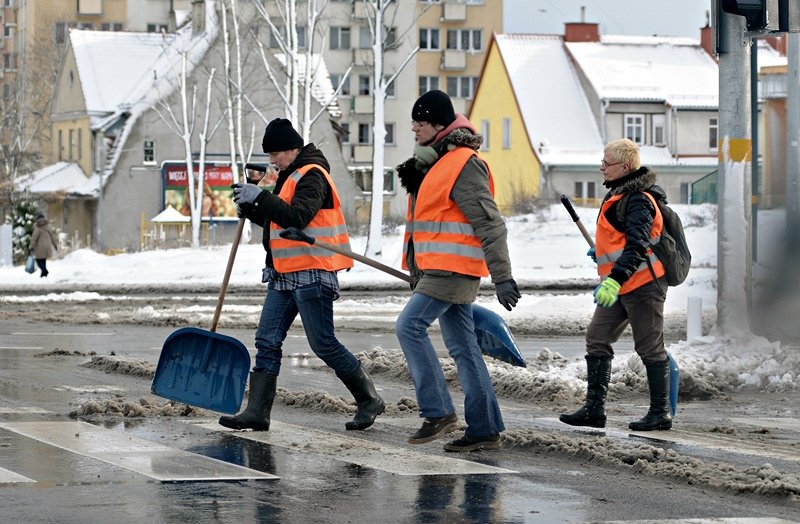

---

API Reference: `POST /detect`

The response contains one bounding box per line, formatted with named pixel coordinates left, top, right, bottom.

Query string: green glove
left=593, top=277, right=621, bottom=308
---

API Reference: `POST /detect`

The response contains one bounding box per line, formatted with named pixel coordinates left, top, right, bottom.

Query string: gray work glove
left=495, top=279, right=521, bottom=311
left=231, top=183, right=262, bottom=205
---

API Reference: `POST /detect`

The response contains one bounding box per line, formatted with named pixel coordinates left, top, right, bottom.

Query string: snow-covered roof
left=566, top=35, right=719, bottom=109
left=14, top=162, right=98, bottom=196
left=274, top=53, right=343, bottom=119
left=495, top=34, right=604, bottom=166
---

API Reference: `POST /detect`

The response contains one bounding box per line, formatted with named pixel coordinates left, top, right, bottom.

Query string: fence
left=140, top=215, right=248, bottom=251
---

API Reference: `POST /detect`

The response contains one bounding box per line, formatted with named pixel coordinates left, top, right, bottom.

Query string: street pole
left=787, top=33, right=800, bottom=254
left=717, top=10, right=753, bottom=335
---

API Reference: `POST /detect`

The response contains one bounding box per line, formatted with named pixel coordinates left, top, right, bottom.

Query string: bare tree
left=361, top=0, right=420, bottom=257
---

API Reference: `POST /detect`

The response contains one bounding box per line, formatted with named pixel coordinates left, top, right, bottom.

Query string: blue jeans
left=396, top=292, right=505, bottom=438
left=253, top=281, right=360, bottom=379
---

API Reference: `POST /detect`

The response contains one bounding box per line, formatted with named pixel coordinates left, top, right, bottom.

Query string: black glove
left=496, top=279, right=521, bottom=311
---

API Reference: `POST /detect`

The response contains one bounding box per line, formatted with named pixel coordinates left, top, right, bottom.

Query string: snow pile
left=70, top=396, right=201, bottom=418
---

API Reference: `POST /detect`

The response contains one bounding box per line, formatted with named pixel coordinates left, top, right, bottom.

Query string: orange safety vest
left=269, top=164, right=354, bottom=273
left=595, top=192, right=665, bottom=294
left=403, top=147, right=494, bottom=277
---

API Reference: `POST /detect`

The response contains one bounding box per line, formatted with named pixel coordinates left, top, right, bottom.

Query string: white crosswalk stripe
left=198, top=420, right=517, bottom=476
left=0, top=420, right=278, bottom=482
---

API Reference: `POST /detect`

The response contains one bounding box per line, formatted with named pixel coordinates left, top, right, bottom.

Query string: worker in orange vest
left=560, top=138, right=672, bottom=432
left=222, top=118, right=384, bottom=433
left=395, top=90, right=520, bottom=452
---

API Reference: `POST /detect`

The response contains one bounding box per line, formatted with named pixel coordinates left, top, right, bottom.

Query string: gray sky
left=504, top=0, right=712, bottom=38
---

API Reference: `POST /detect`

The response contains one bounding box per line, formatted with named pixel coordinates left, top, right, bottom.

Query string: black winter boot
left=342, top=365, right=385, bottom=430
left=629, top=360, right=673, bottom=431
left=559, top=355, right=612, bottom=428
left=219, top=371, right=277, bottom=431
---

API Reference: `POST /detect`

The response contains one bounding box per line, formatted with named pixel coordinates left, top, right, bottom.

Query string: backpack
left=616, top=191, right=691, bottom=287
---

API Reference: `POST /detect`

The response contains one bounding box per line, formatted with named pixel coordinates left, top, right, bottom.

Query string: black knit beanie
left=261, top=118, right=304, bottom=153
left=412, top=90, right=456, bottom=127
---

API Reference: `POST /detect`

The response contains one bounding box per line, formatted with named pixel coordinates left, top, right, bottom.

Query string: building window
left=330, top=27, right=351, bottom=50
left=680, top=182, right=689, bottom=204
left=358, top=75, right=370, bottom=96
left=58, top=130, right=63, bottom=161
left=384, top=123, right=395, bottom=145
left=652, top=114, right=665, bottom=145
left=419, top=28, right=440, bottom=50
left=446, top=29, right=482, bottom=51
left=147, top=24, right=168, bottom=33
left=341, top=123, right=350, bottom=144
left=144, top=140, right=155, bottom=165
left=502, top=118, right=511, bottom=149
left=3, top=53, right=9, bottom=69
left=330, top=73, right=350, bottom=96
left=4, top=25, right=13, bottom=38
left=624, top=114, right=645, bottom=145
left=480, top=120, right=489, bottom=151
left=55, top=22, right=67, bottom=44
left=270, top=26, right=307, bottom=49
left=68, top=129, right=75, bottom=161
left=354, top=168, right=394, bottom=193
left=418, top=76, right=439, bottom=96
left=385, top=28, right=397, bottom=49
left=358, top=123, right=371, bottom=144
left=446, top=76, right=478, bottom=99
left=385, top=76, right=395, bottom=97
left=359, top=26, right=371, bottom=49
left=574, top=181, right=597, bottom=203
left=709, top=117, right=718, bottom=150
left=77, top=129, right=82, bottom=161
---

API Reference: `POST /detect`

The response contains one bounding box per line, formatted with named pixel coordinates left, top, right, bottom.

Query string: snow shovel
left=151, top=218, right=251, bottom=414
left=279, top=227, right=526, bottom=368
left=560, top=194, right=679, bottom=416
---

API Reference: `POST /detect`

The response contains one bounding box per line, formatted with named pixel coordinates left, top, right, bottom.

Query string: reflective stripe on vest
left=402, top=147, right=493, bottom=277
left=269, top=164, right=354, bottom=273
left=595, top=192, right=665, bottom=294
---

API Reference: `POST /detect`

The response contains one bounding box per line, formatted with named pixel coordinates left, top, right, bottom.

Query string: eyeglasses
left=601, top=159, right=623, bottom=168
left=412, top=121, right=429, bottom=129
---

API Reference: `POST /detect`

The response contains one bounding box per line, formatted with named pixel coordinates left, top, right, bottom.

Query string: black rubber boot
left=559, top=355, right=612, bottom=428
left=629, top=360, right=673, bottom=431
left=342, top=365, right=385, bottom=431
left=218, top=371, right=277, bottom=431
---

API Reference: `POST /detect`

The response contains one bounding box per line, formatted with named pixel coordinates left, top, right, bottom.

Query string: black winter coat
left=241, top=144, right=335, bottom=269
left=599, top=166, right=668, bottom=286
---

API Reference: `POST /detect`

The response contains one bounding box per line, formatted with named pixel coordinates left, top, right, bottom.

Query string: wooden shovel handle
left=211, top=217, right=246, bottom=332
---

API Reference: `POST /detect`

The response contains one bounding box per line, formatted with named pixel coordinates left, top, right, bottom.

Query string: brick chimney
left=700, top=24, right=714, bottom=58
left=564, top=6, right=599, bottom=43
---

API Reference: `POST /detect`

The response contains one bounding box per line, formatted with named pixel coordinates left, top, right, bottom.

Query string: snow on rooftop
left=14, top=162, right=97, bottom=196
left=495, top=34, right=603, bottom=166
left=566, top=36, right=718, bottom=108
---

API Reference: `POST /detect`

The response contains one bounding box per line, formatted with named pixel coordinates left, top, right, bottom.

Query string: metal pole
left=751, top=38, right=759, bottom=263
left=717, top=10, right=753, bottom=335
left=787, top=34, right=800, bottom=254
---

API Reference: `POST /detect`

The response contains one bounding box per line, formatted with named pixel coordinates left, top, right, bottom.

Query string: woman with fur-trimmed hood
left=394, top=90, right=520, bottom=453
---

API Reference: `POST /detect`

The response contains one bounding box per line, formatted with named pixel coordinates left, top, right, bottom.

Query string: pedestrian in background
left=560, top=138, right=673, bottom=432
left=395, top=90, right=520, bottom=452
left=30, top=212, right=58, bottom=278
left=219, top=118, right=385, bottom=433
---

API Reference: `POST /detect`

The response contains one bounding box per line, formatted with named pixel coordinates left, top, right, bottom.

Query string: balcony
left=442, top=1, right=466, bottom=22
left=441, top=49, right=466, bottom=70
left=352, top=95, right=373, bottom=114
left=352, top=144, right=373, bottom=163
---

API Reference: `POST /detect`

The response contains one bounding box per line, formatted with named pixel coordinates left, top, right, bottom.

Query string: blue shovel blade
left=668, top=352, right=680, bottom=417
left=152, top=327, right=251, bottom=414
left=473, top=305, right=526, bottom=368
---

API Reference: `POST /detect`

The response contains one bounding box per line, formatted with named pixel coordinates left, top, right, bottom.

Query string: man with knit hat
left=395, top=90, right=521, bottom=452
left=220, top=117, right=385, bottom=434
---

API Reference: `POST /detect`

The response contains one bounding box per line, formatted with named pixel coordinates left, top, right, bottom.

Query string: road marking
left=0, top=421, right=278, bottom=482
left=199, top=421, right=516, bottom=476
left=0, top=466, right=34, bottom=484
left=730, top=416, right=800, bottom=432
left=54, top=385, right=126, bottom=393
left=0, top=407, right=52, bottom=414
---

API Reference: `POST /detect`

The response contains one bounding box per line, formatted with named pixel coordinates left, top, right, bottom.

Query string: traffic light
left=721, top=0, right=779, bottom=31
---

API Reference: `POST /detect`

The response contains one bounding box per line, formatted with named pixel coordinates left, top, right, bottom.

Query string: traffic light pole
left=788, top=33, right=800, bottom=254
left=717, top=10, right=753, bottom=335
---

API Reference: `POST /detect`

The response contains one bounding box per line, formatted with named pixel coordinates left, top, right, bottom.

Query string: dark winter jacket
left=599, top=166, right=667, bottom=286
left=240, top=144, right=334, bottom=269
left=30, top=218, right=58, bottom=259
left=397, top=114, right=514, bottom=303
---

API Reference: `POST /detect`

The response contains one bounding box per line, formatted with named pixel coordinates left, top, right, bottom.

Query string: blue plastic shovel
left=279, top=227, right=526, bottom=368
left=151, top=218, right=251, bottom=413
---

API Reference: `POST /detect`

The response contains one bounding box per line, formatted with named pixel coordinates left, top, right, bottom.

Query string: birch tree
left=361, top=0, right=419, bottom=257
left=153, top=55, right=225, bottom=247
